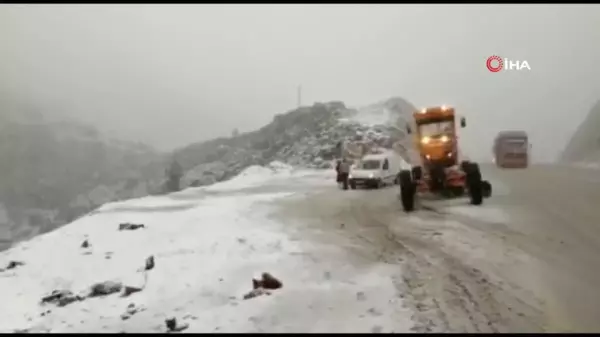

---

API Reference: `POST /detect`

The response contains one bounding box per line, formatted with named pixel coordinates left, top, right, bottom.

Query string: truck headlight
left=440, top=135, right=449, bottom=143
left=369, top=173, right=374, bottom=178
left=348, top=174, right=353, bottom=179
left=421, top=136, right=431, bottom=144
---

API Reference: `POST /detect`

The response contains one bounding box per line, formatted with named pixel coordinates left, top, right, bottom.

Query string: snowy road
left=2, top=162, right=600, bottom=333
left=276, top=172, right=544, bottom=333
left=275, top=163, right=600, bottom=332
left=480, top=164, right=600, bottom=333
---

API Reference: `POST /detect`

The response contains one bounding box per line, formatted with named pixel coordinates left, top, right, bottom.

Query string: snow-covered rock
left=174, top=97, right=416, bottom=189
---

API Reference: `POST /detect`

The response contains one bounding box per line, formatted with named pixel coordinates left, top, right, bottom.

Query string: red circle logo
left=486, top=55, right=503, bottom=72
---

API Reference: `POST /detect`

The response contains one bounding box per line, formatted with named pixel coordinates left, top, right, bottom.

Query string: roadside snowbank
left=0, top=163, right=412, bottom=333
left=203, top=161, right=294, bottom=192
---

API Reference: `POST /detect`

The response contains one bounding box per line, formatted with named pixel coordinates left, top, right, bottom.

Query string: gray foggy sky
left=1, top=4, right=600, bottom=161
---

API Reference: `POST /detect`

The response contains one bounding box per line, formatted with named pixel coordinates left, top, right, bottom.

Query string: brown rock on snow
left=5, top=260, right=25, bottom=270
left=144, top=255, right=155, bottom=271
left=252, top=272, right=283, bottom=290
left=165, top=317, right=189, bottom=332
left=121, top=286, right=143, bottom=297
left=260, top=272, right=282, bottom=290
left=245, top=272, right=282, bottom=300
left=88, top=281, right=123, bottom=297
left=119, top=223, right=146, bottom=231
left=40, top=290, right=84, bottom=307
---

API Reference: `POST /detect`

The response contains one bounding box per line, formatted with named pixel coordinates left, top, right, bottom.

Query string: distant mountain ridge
left=560, top=100, right=600, bottom=165
left=0, top=98, right=167, bottom=250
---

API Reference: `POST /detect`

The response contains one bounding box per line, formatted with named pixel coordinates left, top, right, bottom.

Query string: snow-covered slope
left=0, top=163, right=413, bottom=333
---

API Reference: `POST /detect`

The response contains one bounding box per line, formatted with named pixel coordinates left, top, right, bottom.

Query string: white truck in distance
left=348, top=150, right=404, bottom=189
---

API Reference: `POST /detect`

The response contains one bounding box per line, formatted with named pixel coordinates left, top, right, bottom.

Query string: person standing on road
left=338, top=158, right=351, bottom=190
left=335, top=159, right=342, bottom=184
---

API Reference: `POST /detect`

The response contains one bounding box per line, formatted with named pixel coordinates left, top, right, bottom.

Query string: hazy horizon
left=2, top=4, right=600, bottom=160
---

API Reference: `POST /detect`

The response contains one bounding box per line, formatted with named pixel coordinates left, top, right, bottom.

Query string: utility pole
left=297, top=85, right=302, bottom=108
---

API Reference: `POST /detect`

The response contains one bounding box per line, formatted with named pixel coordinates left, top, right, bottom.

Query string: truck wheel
left=465, top=163, right=483, bottom=205
left=460, top=160, right=470, bottom=173
left=399, top=170, right=416, bottom=212
left=482, top=180, right=492, bottom=198
left=350, top=180, right=357, bottom=190
left=411, top=166, right=423, bottom=181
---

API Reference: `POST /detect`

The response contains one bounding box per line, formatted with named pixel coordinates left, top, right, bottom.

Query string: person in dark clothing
left=338, top=158, right=351, bottom=190
left=335, top=160, right=342, bottom=183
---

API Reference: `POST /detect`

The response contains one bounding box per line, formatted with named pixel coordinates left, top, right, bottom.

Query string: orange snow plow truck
left=398, top=105, right=491, bottom=212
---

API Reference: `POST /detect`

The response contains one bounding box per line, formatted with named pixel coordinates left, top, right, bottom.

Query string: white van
left=348, top=151, right=404, bottom=189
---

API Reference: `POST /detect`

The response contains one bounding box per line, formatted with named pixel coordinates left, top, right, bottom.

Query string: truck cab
left=407, top=105, right=466, bottom=168
left=493, top=131, right=529, bottom=168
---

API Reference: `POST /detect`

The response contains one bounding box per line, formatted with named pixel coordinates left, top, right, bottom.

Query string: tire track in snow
left=275, top=185, right=547, bottom=332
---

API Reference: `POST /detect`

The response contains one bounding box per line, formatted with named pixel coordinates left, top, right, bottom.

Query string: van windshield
left=361, top=160, right=381, bottom=170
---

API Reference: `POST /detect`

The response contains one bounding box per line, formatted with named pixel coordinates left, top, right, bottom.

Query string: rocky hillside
left=560, top=100, right=600, bottom=166
left=173, top=97, right=416, bottom=188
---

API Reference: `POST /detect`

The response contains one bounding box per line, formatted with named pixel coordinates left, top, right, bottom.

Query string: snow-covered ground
left=201, top=161, right=305, bottom=192
left=573, top=161, right=600, bottom=170
left=0, top=162, right=413, bottom=333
